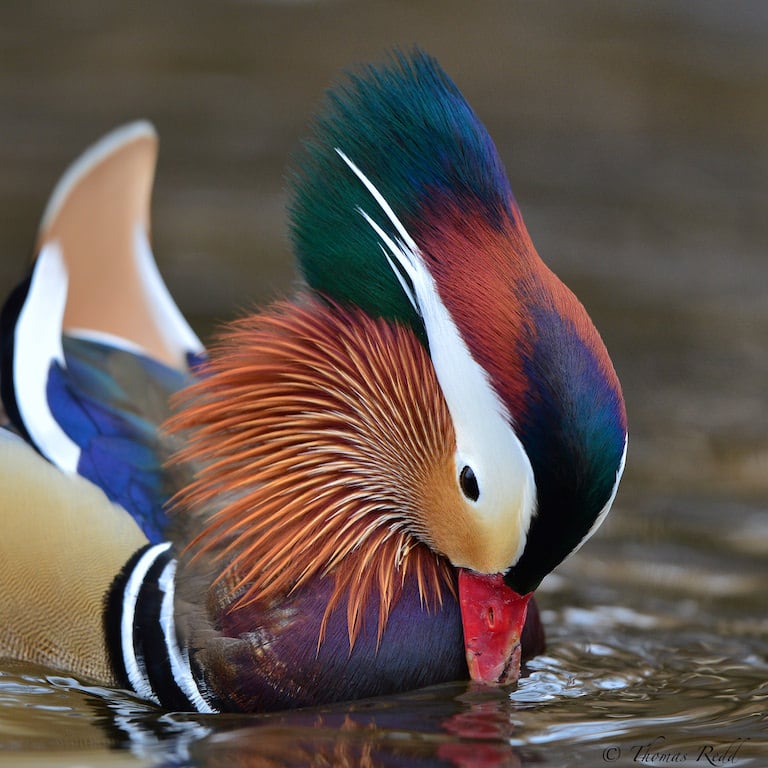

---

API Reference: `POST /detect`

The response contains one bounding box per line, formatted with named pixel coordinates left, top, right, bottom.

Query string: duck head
left=290, top=50, right=627, bottom=674
left=165, top=50, right=626, bottom=705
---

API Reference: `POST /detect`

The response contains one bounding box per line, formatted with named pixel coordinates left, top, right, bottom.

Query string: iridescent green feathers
left=288, top=50, right=516, bottom=336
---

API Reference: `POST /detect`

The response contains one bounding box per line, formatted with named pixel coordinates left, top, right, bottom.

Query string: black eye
left=459, top=465, right=480, bottom=501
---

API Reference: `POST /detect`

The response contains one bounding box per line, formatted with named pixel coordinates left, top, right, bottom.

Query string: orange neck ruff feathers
left=166, top=298, right=456, bottom=647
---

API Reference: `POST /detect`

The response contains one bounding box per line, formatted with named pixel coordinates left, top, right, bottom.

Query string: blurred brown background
left=1, top=0, right=767, bottom=520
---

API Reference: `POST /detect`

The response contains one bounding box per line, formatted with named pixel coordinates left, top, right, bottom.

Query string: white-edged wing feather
left=10, top=120, right=204, bottom=472
left=13, top=243, right=81, bottom=472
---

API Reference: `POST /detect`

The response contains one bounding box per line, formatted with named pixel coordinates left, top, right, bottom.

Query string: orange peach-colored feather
left=166, top=298, right=456, bottom=648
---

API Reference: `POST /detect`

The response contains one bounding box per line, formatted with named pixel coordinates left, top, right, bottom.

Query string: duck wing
left=0, top=122, right=204, bottom=542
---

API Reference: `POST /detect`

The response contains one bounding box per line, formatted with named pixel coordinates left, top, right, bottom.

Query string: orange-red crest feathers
left=166, top=298, right=455, bottom=648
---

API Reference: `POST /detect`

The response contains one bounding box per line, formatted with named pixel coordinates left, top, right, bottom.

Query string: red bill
left=458, top=569, right=532, bottom=684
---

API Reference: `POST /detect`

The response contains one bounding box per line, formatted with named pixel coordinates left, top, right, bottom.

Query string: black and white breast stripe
left=106, top=542, right=217, bottom=713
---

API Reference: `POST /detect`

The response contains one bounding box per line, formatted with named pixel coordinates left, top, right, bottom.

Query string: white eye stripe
left=337, top=149, right=425, bottom=316
left=354, top=206, right=418, bottom=312
left=336, top=149, right=419, bottom=253
left=337, top=148, right=537, bottom=570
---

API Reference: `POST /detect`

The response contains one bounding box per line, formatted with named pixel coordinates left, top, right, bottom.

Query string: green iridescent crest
left=288, top=49, right=515, bottom=337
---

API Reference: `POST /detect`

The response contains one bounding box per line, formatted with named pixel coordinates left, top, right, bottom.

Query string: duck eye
left=459, top=465, right=480, bottom=502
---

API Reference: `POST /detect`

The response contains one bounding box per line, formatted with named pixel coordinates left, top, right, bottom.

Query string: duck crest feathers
left=167, top=299, right=455, bottom=647
left=289, top=49, right=517, bottom=337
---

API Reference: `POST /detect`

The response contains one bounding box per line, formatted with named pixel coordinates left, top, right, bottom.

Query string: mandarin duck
left=0, top=51, right=627, bottom=713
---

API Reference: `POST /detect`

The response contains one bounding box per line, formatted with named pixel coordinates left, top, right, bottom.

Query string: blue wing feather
left=46, top=336, right=194, bottom=542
